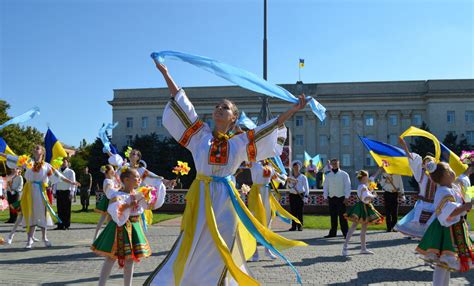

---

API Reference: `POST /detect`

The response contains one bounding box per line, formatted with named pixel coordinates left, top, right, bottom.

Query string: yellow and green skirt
left=91, top=215, right=151, bottom=267
left=416, top=219, right=474, bottom=272
left=344, top=201, right=384, bottom=225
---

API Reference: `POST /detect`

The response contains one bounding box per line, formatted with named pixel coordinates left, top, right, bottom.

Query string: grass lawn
left=0, top=197, right=180, bottom=225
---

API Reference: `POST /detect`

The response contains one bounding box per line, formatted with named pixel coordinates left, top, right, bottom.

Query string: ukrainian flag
left=0, top=137, right=16, bottom=159
left=359, top=136, right=413, bottom=176
left=400, top=126, right=468, bottom=176
left=299, top=59, right=304, bottom=68
left=44, top=128, right=68, bottom=164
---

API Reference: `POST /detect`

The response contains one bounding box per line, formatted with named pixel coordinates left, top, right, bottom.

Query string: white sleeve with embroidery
left=107, top=192, right=131, bottom=226
left=361, top=187, right=376, bottom=204
left=163, top=89, right=209, bottom=152
left=235, top=118, right=287, bottom=162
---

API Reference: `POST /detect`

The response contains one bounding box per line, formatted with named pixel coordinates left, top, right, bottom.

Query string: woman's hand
left=291, top=94, right=308, bottom=112
left=155, top=62, right=168, bottom=75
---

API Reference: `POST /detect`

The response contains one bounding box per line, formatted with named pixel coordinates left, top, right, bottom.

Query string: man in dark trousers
left=287, top=161, right=309, bottom=231
left=323, top=159, right=351, bottom=238
left=54, top=158, right=76, bottom=230
left=380, top=171, right=405, bottom=232
left=79, top=166, right=92, bottom=211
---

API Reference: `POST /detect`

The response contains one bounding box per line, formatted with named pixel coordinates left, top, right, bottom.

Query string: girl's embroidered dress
left=145, top=89, right=306, bottom=286
left=91, top=184, right=166, bottom=267
left=395, top=153, right=436, bottom=238
left=6, top=155, right=67, bottom=231
left=247, top=161, right=299, bottom=228
left=344, top=183, right=384, bottom=225
left=416, top=184, right=474, bottom=272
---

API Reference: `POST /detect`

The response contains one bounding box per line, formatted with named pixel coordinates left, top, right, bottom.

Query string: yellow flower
left=17, top=155, right=31, bottom=167
left=368, top=181, right=378, bottom=191
left=51, top=157, right=64, bottom=170
left=172, top=161, right=191, bottom=176
left=124, top=146, right=133, bottom=158
left=120, top=165, right=129, bottom=173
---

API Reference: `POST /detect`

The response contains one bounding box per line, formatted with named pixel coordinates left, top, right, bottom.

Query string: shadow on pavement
left=41, top=271, right=151, bottom=286
left=0, top=250, right=99, bottom=264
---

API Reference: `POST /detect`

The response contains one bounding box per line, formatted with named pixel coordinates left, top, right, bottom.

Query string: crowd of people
left=0, top=60, right=472, bottom=286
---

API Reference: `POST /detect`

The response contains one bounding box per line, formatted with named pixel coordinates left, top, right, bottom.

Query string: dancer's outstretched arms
left=277, top=95, right=307, bottom=126
left=398, top=137, right=413, bottom=160
left=155, top=63, right=179, bottom=97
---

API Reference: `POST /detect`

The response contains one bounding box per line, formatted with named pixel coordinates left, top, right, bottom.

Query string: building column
left=329, top=110, right=341, bottom=159
left=353, top=111, right=364, bottom=172
left=401, top=110, right=412, bottom=133
left=376, top=110, right=388, bottom=142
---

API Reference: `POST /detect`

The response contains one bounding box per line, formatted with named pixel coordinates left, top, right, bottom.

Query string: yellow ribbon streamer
left=247, top=184, right=267, bottom=226
left=269, top=194, right=301, bottom=225
left=400, top=126, right=441, bottom=162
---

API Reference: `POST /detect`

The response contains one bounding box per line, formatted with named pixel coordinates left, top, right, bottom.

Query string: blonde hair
left=429, top=162, right=451, bottom=184
left=33, top=144, right=46, bottom=162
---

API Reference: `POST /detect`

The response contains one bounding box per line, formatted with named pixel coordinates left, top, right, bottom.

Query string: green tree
left=442, top=131, right=472, bottom=156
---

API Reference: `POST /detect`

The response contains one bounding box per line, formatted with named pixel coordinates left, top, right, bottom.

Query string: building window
left=141, top=117, right=148, bottom=129
left=319, top=135, right=328, bottom=147
left=365, top=115, right=374, bottom=127
left=447, top=111, right=455, bottom=124
left=295, top=116, right=304, bottom=127
left=365, top=154, right=375, bottom=167
left=342, top=134, right=351, bottom=146
left=389, top=114, right=398, bottom=126
left=295, top=135, right=304, bottom=146
left=389, top=134, right=398, bottom=146
left=126, top=135, right=133, bottom=146
left=126, top=117, right=133, bottom=128
left=466, top=111, right=474, bottom=124
left=156, top=116, right=162, bottom=127
left=412, top=114, right=422, bottom=126
left=341, top=115, right=350, bottom=127
left=342, top=154, right=351, bottom=167
left=467, top=131, right=474, bottom=145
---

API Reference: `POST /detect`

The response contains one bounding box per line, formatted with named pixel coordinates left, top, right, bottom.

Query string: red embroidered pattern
left=262, top=166, right=272, bottom=178
left=246, top=130, right=257, bottom=162
left=178, top=120, right=204, bottom=147
left=209, top=140, right=229, bottom=165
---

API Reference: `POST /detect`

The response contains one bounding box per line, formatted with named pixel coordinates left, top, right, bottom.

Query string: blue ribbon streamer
left=0, top=106, right=40, bottom=130
left=98, top=122, right=118, bottom=153
left=275, top=211, right=292, bottom=224
left=151, top=51, right=326, bottom=121
left=33, top=181, right=62, bottom=224
left=141, top=213, right=148, bottom=232
left=211, top=175, right=303, bottom=285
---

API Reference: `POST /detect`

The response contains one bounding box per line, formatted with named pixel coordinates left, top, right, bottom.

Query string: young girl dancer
left=342, top=170, right=384, bottom=256
left=145, top=62, right=307, bottom=286
left=416, top=162, right=473, bottom=285
left=92, top=167, right=166, bottom=286
left=0, top=145, right=79, bottom=248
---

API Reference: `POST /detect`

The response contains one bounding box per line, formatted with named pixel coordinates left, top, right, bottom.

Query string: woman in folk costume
left=145, top=62, right=307, bottom=286
left=246, top=160, right=300, bottom=262
left=0, top=145, right=79, bottom=248
left=92, top=167, right=166, bottom=286
left=416, top=162, right=474, bottom=286
left=395, top=138, right=437, bottom=238
left=107, top=148, right=174, bottom=230
left=93, top=164, right=122, bottom=242
left=342, top=170, right=384, bottom=256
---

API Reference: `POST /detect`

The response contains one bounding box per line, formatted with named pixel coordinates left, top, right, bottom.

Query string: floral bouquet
left=17, top=155, right=33, bottom=169
left=460, top=151, right=474, bottom=165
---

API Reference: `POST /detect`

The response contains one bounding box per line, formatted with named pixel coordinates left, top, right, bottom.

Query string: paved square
left=1, top=219, right=473, bottom=286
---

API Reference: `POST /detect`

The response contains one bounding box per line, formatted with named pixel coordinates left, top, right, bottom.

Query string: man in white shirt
left=323, top=158, right=351, bottom=238
left=287, top=161, right=309, bottom=231
left=54, top=158, right=76, bottom=230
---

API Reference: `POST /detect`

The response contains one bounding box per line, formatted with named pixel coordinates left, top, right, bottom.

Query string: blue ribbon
left=275, top=211, right=292, bottom=224
left=151, top=51, right=326, bottom=121
left=237, top=111, right=257, bottom=130
left=33, top=181, right=62, bottom=224
left=0, top=107, right=40, bottom=130
left=211, top=175, right=303, bottom=285
left=141, top=213, right=148, bottom=232
left=98, top=122, right=118, bottom=153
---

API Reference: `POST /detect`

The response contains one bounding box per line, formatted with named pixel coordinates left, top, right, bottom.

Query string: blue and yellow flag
left=304, top=151, right=322, bottom=186
left=400, top=126, right=468, bottom=176
left=44, top=128, right=68, bottom=167
left=359, top=136, right=413, bottom=176
left=299, top=59, right=304, bottom=68
left=0, top=137, right=16, bottom=160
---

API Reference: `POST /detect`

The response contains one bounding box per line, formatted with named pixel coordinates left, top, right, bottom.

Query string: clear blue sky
left=1, top=0, right=472, bottom=147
